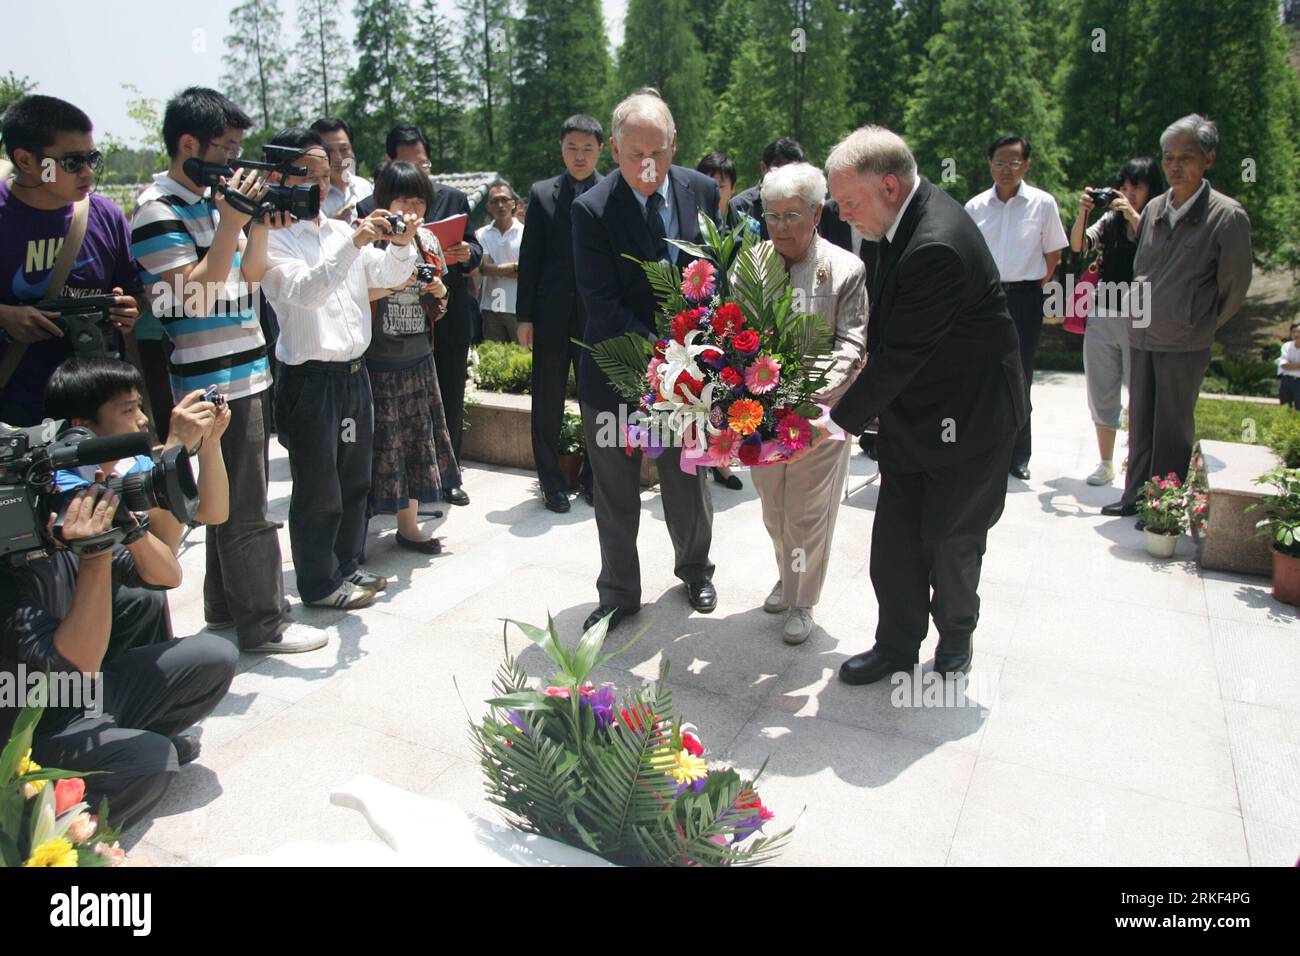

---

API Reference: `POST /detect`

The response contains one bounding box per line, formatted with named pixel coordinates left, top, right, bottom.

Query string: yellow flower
left=653, top=747, right=708, bottom=785
left=17, top=750, right=47, bottom=796
left=25, top=837, right=78, bottom=867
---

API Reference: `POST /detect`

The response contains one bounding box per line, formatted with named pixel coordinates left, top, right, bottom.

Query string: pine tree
left=897, top=0, right=945, bottom=82
left=220, top=0, right=290, bottom=131
left=460, top=0, right=515, bottom=170
left=709, top=0, right=851, bottom=185
left=505, top=0, right=611, bottom=189
left=617, top=0, right=710, bottom=164
left=844, top=0, right=907, bottom=130
left=289, top=0, right=351, bottom=122
left=411, top=0, right=466, bottom=173
left=688, top=0, right=751, bottom=101
left=903, top=0, right=1064, bottom=202
left=346, top=0, right=416, bottom=172
left=0, top=71, right=36, bottom=116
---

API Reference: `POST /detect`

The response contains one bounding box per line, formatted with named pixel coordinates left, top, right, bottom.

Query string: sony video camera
left=183, top=143, right=320, bottom=222
left=0, top=422, right=199, bottom=562
left=0, top=295, right=121, bottom=358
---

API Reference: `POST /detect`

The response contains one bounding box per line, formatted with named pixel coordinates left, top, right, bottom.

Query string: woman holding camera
left=1069, top=157, right=1164, bottom=486
left=366, top=161, right=460, bottom=555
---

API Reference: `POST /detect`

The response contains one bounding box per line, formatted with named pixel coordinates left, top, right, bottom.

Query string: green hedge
left=474, top=341, right=578, bottom=397
left=1194, top=398, right=1300, bottom=467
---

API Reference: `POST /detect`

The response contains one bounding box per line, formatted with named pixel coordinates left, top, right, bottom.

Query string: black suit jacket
left=830, top=178, right=1027, bottom=472
left=358, top=182, right=483, bottom=348
left=516, top=171, right=603, bottom=345
left=573, top=166, right=721, bottom=413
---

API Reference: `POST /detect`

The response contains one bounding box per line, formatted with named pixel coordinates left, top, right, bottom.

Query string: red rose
left=711, top=302, right=745, bottom=338
left=738, top=441, right=762, bottom=466
left=719, top=366, right=743, bottom=388
left=653, top=338, right=669, bottom=358
left=671, top=312, right=696, bottom=344
left=674, top=370, right=704, bottom=399
left=732, top=329, right=760, bottom=355
left=682, top=731, right=704, bottom=756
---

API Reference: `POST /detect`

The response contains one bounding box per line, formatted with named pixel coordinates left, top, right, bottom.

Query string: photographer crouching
left=0, top=435, right=236, bottom=832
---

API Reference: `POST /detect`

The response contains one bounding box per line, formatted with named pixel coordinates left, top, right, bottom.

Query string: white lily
left=652, top=330, right=722, bottom=444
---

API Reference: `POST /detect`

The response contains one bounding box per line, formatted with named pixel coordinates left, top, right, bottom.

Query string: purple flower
left=675, top=777, right=707, bottom=798
left=506, top=710, right=531, bottom=736
left=585, top=684, right=617, bottom=730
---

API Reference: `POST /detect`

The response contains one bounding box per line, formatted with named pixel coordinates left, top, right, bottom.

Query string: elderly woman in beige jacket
left=747, top=162, right=868, bottom=644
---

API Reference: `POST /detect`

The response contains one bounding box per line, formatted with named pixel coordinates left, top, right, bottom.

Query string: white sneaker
left=763, top=581, right=787, bottom=614
left=307, top=579, right=378, bottom=610
left=1086, top=461, right=1115, bottom=486
left=244, top=626, right=328, bottom=654
left=348, top=569, right=388, bottom=591
left=783, top=608, right=814, bottom=645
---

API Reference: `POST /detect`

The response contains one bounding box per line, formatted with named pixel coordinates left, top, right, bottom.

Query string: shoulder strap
left=0, top=195, right=91, bottom=391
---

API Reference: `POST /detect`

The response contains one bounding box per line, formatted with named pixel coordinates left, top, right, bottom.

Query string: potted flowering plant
left=557, top=411, right=585, bottom=491
left=2, top=703, right=129, bottom=867
left=1137, top=472, right=1188, bottom=557
left=473, top=614, right=791, bottom=866
left=1246, top=466, right=1300, bottom=606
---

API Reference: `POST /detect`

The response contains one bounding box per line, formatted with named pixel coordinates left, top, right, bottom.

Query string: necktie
left=646, top=191, right=668, bottom=262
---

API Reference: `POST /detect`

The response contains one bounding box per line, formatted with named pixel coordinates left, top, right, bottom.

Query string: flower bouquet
left=2, top=703, right=129, bottom=867
left=1137, top=472, right=1189, bottom=557
left=586, top=212, right=842, bottom=471
left=472, top=614, right=791, bottom=866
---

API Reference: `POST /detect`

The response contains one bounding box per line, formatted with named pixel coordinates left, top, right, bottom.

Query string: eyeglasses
left=761, top=210, right=808, bottom=228
left=487, top=196, right=514, bottom=206
left=208, top=142, right=243, bottom=160
left=990, top=160, right=1024, bottom=171
left=42, top=150, right=103, bottom=174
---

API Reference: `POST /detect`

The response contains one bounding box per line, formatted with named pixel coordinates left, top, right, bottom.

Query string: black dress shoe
left=933, top=641, right=973, bottom=677
left=1100, top=501, right=1137, bottom=517
left=710, top=467, right=743, bottom=491
left=1009, top=462, right=1031, bottom=480
left=582, top=603, right=641, bottom=632
left=687, top=580, right=717, bottom=613
left=544, top=491, right=570, bottom=513
left=446, top=487, right=470, bottom=507
left=839, top=648, right=911, bottom=686
left=396, top=532, right=443, bottom=554
left=580, top=484, right=594, bottom=506
left=173, top=733, right=202, bottom=766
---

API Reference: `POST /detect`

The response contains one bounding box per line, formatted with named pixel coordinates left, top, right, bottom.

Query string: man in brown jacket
left=1102, top=114, right=1253, bottom=520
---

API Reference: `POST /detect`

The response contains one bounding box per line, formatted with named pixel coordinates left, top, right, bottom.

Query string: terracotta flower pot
left=558, top=452, right=584, bottom=491
left=1272, top=548, right=1300, bottom=607
left=1145, top=529, right=1179, bottom=558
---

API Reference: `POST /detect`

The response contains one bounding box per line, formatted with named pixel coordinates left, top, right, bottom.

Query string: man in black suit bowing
left=826, top=126, right=1027, bottom=685
left=573, top=90, right=722, bottom=632
left=358, top=126, right=483, bottom=506
left=516, top=115, right=605, bottom=513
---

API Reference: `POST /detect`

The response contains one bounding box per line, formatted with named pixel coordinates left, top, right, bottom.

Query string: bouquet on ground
left=472, top=614, right=792, bottom=866
left=1137, top=472, right=1190, bottom=535
left=586, top=212, right=842, bottom=470
left=2, top=703, right=129, bottom=867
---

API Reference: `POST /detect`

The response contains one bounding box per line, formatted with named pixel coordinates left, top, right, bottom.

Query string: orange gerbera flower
left=727, top=399, right=764, bottom=436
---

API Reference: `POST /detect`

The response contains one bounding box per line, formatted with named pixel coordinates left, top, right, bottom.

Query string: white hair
left=610, top=90, right=676, bottom=147
left=1160, top=113, right=1218, bottom=156
left=760, top=162, right=826, bottom=208
left=825, top=125, right=917, bottom=183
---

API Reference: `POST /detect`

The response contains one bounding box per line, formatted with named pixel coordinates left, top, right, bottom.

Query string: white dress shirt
left=885, top=175, right=922, bottom=243
left=321, top=174, right=373, bottom=222
left=1278, top=340, right=1300, bottom=379
left=631, top=175, right=678, bottom=262
left=965, top=180, right=1068, bottom=282
left=261, top=215, right=417, bottom=365
left=1166, top=179, right=1208, bottom=229
left=476, top=218, right=524, bottom=313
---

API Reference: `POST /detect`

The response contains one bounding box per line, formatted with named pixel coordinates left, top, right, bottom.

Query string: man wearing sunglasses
left=0, top=95, right=142, bottom=425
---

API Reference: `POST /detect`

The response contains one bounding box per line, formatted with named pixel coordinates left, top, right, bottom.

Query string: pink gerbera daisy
left=776, top=412, right=812, bottom=452
left=711, top=427, right=741, bottom=459
left=681, top=260, right=717, bottom=301
left=744, top=355, right=781, bottom=395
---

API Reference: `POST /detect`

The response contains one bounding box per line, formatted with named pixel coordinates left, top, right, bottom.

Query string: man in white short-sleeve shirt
left=475, top=181, right=524, bottom=343
left=965, top=134, right=1068, bottom=480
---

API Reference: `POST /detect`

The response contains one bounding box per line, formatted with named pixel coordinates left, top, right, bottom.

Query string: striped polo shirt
left=130, top=172, right=269, bottom=401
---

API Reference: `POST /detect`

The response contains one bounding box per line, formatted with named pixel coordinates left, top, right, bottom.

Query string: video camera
left=0, top=423, right=199, bottom=562
left=0, top=296, right=121, bottom=358
left=183, top=144, right=320, bottom=222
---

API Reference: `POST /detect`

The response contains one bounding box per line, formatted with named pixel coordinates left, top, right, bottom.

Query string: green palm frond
left=577, top=332, right=654, bottom=403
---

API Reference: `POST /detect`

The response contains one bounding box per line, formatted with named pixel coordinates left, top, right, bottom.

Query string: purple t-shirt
left=0, top=181, right=141, bottom=421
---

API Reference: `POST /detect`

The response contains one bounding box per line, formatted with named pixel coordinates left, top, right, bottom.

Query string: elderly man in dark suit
left=827, top=126, right=1027, bottom=686
left=573, top=90, right=721, bottom=633
left=358, top=126, right=483, bottom=506
left=517, top=115, right=605, bottom=513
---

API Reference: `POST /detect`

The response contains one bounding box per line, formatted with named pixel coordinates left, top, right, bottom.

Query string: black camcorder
left=0, top=423, right=199, bottom=562
left=0, top=296, right=120, bottom=358
left=183, top=144, right=320, bottom=222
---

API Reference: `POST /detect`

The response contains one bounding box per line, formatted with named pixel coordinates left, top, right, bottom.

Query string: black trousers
left=1004, top=284, right=1045, bottom=467
left=204, top=390, right=287, bottom=646
left=1119, top=346, right=1211, bottom=508
left=32, top=634, right=237, bottom=833
left=133, top=338, right=174, bottom=444
left=1280, top=377, right=1300, bottom=410
left=532, top=328, right=591, bottom=495
left=869, top=435, right=1015, bottom=663
left=581, top=402, right=714, bottom=607
left=274, top=361, right=374, bottom=603
left=433, top=336, right=468, bottom=474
